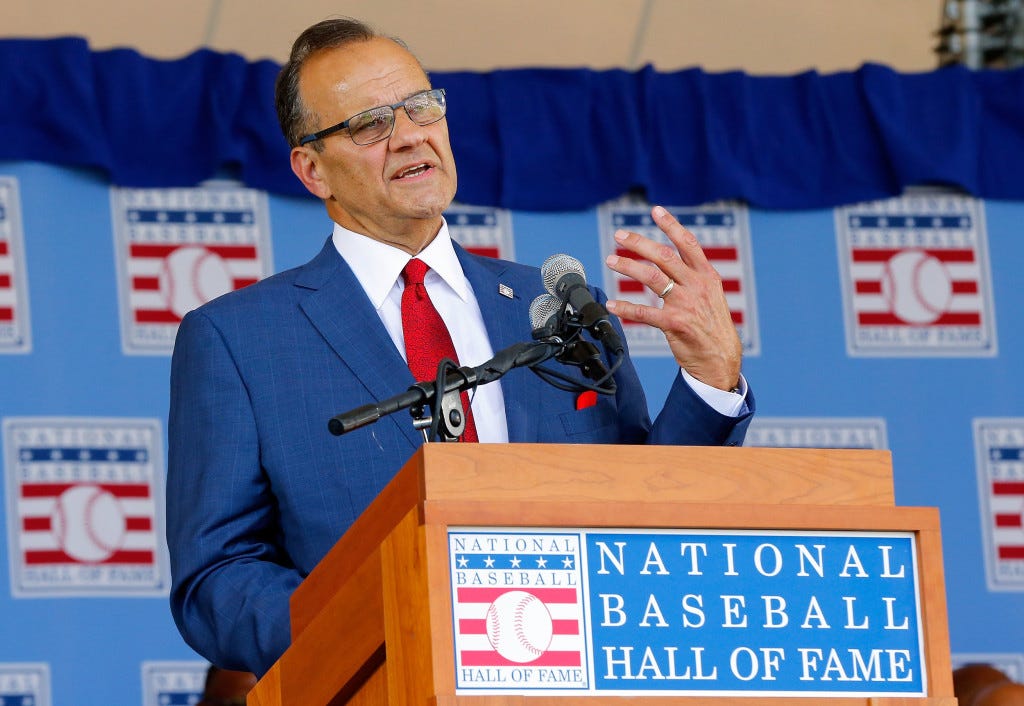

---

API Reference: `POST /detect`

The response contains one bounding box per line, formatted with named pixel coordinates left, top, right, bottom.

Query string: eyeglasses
left=299, top=88, right=447, bottom=146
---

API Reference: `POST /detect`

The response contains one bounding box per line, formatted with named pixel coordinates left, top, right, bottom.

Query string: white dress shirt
left=333, top=220, right=510, bottom=442
left=332, top=219, right=746, bottom=441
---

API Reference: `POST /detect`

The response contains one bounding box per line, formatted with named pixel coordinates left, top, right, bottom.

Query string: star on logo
left=562, top=556, right=574, bottom=569
left=484, top=556, right=495, bottom=568
left=535, top=556, right=548, bottom=568
left=457, top=556, right=469, bottom=568
left=509, top=556, right=521, bottom=568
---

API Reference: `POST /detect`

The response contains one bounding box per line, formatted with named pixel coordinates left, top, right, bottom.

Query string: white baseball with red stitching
left=485, top=590, right=553, bottom=663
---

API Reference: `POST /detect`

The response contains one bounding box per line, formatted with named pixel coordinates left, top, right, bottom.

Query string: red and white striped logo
left=20, top=481, right=155, bottom=567
left=974, top=419, right=1024, bottom=591
left=837, top=193, right=996, bottom=356
left=456, top=587, right=583, bottom=667
left=991, top=480, right=1024, bottom=562
left=111, top=185, right=272, bottom=354
left=127, top=242, right=261, bottom=326
left=0, top=177, right=31, bottom=352
left=849, top=246, right=982, bottom=328
left=4, top=418, right=168, bottom=596
left=598, top=198, right=759, bottom=357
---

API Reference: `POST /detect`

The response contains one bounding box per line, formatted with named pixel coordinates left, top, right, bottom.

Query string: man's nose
left=388, top=108, right=429, bottom=148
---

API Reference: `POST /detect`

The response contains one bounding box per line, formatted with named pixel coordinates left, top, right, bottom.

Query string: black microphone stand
left=328, top=338, right=564, bottom=440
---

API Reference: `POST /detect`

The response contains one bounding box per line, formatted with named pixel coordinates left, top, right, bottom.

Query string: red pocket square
left=575, top=390, right=598, bottom=410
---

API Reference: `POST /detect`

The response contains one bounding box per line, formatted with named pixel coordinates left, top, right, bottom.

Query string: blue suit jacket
left=167, top=238, right=753, bottom=675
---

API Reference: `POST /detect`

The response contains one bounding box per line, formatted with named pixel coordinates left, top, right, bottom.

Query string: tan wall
left=2, top=0, right=940, bottom=73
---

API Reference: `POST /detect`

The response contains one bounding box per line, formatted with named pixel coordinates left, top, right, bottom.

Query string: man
left=167, top=17, right=753, bottom=678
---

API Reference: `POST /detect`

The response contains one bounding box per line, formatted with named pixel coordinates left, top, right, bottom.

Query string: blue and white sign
left=141, top=661, right=206, bottom=706
left=0, top=663, right=50, bottom=706
left=449, top=528, right=924, bottom=697
left=745, top=417, right=889, bottom=450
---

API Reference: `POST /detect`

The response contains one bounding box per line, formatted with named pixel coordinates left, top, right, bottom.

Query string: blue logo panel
left=585, top=530, right=923, bottom=695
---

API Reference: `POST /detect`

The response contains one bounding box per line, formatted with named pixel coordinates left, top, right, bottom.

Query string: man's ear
left=290, top=146, right=332, bottom=200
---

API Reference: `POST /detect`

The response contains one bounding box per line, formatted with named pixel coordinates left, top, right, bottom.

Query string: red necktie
left=401, top=259, right=478, bottom=442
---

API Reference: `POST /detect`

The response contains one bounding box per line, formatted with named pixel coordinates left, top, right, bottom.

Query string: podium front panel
left=445, top=526, right=926, bottom=699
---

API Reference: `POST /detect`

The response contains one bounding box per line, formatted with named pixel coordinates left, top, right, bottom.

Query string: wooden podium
left=248, top=444, right=956, bottom=705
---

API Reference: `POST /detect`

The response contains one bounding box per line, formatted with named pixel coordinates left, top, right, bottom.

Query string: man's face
left=292, top=38, right=458, bottom=252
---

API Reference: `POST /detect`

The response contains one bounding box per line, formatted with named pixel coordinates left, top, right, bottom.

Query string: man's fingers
left=605, top=246, right=676, bottom=297
left=612, top=226, right=683, bottom=279
left=650, top=205, right=712, bottom=272
left=605, top=297, right=664, bottom=328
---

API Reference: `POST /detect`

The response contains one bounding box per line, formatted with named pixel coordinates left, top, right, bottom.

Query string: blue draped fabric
left=2, top=36, right=1023, bottom=210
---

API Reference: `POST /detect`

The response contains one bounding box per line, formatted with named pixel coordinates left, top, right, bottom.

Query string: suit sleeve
left=167, top=309, right=300, bottom=676
left=595, top=287, right=756, bottom=447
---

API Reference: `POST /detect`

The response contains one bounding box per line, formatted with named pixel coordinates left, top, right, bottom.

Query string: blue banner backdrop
left=0, top=38, right=1022, bottom=705
left=2, top=38, right=1024, bottom=209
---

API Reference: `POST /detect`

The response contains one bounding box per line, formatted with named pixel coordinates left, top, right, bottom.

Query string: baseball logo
left=158, top=246, right=233, bottom=318
left=51, top=485, right=126, bottom=563
left=880, top=249, right=952, bottom=325
left=485, top=590, right=553, bottom=663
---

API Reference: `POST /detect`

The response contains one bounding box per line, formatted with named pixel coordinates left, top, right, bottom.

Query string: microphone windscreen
left=529, top=293, right=563, bottom=331
left=541, top=253, right=586, bottom=295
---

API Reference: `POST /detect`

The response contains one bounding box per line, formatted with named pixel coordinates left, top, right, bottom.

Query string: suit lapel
left=295, top=239, right=422, bottom=450
left=456, top=246, right=543, bottom=442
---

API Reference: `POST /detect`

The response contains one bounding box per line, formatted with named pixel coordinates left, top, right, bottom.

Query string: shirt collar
left=331, top=219, right=471, bottom=309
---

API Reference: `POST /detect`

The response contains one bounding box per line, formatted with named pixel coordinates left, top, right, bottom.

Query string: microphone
left=528, top=293, right=565, bottom=338
left=540, top=254, right=624, bottom=354
left=529, top=293, right=611, bottom=383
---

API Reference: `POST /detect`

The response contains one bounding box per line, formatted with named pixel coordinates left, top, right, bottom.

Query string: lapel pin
left=498, top=283, right=514, bottom=299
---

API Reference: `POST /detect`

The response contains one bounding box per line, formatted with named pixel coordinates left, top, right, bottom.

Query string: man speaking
left=166, top=17, right=754, bottom=677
